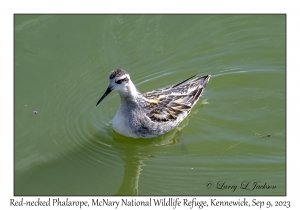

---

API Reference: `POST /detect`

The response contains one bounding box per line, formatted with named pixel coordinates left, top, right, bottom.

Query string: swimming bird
left=96, top=69, right=210, bottom=138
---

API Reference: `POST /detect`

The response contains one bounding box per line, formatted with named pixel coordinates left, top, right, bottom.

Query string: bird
left=96, top=69, right=210, bottom=138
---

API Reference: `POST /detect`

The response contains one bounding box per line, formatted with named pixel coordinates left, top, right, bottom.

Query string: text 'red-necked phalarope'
left=96, top=69, right=210, bottom=138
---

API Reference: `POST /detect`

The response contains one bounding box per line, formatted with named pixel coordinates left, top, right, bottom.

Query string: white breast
left=112, top=108, right=135, bottom=137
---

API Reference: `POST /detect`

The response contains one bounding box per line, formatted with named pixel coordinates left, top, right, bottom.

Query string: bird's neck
left=118, top=81, right=140, bottom=105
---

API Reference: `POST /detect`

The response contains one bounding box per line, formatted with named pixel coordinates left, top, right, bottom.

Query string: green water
left=14, top=15, right=285, bottom=195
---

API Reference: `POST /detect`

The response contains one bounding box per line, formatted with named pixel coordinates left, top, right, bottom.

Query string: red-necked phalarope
left=96, top=69, right=211, bottom=138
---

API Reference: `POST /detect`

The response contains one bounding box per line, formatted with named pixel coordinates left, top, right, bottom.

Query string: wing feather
left=143, top=74, right=210, bottom=123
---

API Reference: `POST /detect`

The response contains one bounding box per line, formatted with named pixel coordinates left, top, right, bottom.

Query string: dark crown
left=109, top=69, right=128, bottom=79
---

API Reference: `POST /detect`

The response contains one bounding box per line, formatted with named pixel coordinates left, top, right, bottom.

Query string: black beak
left=96, top=87, right=112, bottom=106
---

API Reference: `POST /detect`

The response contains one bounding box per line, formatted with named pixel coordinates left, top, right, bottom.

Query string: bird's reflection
left=113, top=114, right=192, bottom=195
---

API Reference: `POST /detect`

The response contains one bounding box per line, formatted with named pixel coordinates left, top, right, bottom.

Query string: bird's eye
left=115, top=80, right=122, bottom=84
left=115, top=77, right=128, bottom=84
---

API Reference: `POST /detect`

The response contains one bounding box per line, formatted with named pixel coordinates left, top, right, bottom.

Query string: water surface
left=14, top=15, right=285, bottom=195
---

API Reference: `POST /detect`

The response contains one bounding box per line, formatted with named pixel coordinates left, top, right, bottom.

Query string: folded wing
left=143, top=75, right=210, bottom=122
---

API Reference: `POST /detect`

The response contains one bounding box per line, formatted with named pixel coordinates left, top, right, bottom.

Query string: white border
left=2, top=0, right=298, bottom=209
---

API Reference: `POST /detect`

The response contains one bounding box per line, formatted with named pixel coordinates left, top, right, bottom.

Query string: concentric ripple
left=15, top=15, right=285, bottom=195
